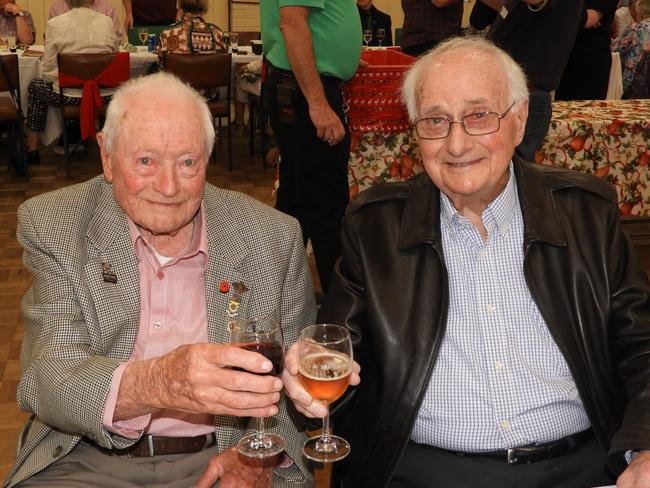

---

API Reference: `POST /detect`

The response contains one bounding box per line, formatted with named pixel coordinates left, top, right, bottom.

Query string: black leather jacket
left=319, top=158, right=650, bottom=488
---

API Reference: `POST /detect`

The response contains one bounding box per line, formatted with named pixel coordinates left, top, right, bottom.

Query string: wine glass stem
left=255, top=416, right=266, bottom=441
left=320, top=411, right=332, bottom=445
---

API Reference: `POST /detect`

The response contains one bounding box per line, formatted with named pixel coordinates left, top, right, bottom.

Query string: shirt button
left=486, top=304, right=495, bottom=314
left=479, top=249, right=487, bottom=257
left=157, top=271, right=164, bottom=280
left=153, top=321, right=162, bottom=329
left=495, top=360, right=504, bottom=371
left=500, top=420, right=511, bottom=432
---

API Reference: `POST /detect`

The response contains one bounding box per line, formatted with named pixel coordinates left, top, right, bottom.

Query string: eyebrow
left=420, top=98, right=493, bottom=117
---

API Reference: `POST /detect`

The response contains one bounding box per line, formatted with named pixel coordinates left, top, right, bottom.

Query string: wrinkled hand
left=282, top=342, right=361, bottom=418
left=124, top=13, right=134, bottom=30
left=584, top=9, right=602, bottom=28
left=193, top=447, right=276, bottom=488
left=151, top=343, right=283, bottom=418
left=617, top=451, right=650, bottom=487
left=309, top=102, right=345, bottom=147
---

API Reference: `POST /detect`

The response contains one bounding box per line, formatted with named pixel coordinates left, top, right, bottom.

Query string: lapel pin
left=219, top=280, right=230, bottom=293
left=102, top=262, right=117, bottom=284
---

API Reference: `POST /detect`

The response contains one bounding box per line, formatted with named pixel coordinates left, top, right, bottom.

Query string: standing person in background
left=49, top=0, right=123, bottom=39
left=400, top=0, right=462, bottom=56
left=122, top=0, right=178, bottom=29
left=470, top=0, right=583, bottom=161
left=0, top=0, right=34, bottom=45
left=357, top=0, right=393, bottom=46
left=612, top=0, right=650, bottom=97
left=261, top=0, right=362, bottom=294
left=556, top=0, right=618, bottom=101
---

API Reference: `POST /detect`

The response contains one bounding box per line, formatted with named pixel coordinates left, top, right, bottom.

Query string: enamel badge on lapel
left=102, top=262, right=117, bottom=284
left=226, top=281, right=249, bottom=331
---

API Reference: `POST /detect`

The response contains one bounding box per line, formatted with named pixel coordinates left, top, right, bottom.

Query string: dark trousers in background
left=263, top=66, right=351, bottom=293
left=389, top=432, right=613, bottom=488
left=516, top=90, right=552, bottom=162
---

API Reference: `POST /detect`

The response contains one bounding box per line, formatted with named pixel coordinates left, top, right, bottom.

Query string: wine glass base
left=237, top=433, right=285, bottom=458
left=303, top=435, right=350, bottom=463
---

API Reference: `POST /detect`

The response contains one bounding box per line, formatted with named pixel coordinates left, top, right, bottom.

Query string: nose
left=445, top=121, right=473, bottom=157
left=153, top=161, right=180, bottom=197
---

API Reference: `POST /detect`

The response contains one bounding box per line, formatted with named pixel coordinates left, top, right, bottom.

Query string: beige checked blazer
left=5, top=176, right=317, bottom=488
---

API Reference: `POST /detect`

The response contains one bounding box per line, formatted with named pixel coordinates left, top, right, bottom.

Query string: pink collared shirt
left=49, top=0, right=123, bottom=38
left=102, top=208, right=214, bottom=438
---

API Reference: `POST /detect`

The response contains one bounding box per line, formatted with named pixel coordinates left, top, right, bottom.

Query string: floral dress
left=611, top=19, right=650, bottom=95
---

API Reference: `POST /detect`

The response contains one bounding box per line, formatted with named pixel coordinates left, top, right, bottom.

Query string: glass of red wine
left=230, top=314, right=285, bottom=458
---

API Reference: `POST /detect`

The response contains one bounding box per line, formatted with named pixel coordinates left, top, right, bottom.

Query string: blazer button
left=53, top=445, right=63, bottom=458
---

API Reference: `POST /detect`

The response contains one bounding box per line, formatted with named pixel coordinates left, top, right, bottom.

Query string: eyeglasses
left=415, top=103, right=515, bottom=140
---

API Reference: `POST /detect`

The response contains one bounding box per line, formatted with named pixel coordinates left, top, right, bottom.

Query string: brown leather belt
left=117, top=432, right=217, bottom=457
left=450, top=429, right=591, bottom=465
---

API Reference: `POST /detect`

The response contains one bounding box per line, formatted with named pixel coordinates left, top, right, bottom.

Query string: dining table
left=348, top=98, right=650, bottom=217
left=12, top=46, right=261, bottom=146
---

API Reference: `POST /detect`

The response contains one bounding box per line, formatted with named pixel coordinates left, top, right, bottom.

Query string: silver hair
left=100, top=71, right=215, bottom=158
left=402, top=36, right=529, bottom=123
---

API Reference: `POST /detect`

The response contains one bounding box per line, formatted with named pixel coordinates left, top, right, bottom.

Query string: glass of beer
left=230, top=314, right=286, bottom=458
left=298, top=324, right=353, bottom=462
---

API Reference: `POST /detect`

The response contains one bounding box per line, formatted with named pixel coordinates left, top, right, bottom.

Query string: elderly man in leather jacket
left=283, top=36, right=650, bottom=488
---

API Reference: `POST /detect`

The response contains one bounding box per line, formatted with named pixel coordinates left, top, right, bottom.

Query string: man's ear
left=513, top=100, right=529, bottom=147
left=97, top=132, right=113, bottom=182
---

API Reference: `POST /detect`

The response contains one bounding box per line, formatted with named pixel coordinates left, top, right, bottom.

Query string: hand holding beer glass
left=298, top=324, right=353, bottom=462
left=230, top=315, right=286, bottom=458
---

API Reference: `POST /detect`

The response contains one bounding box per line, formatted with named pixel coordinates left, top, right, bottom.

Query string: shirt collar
left=127, top=204, right=208, bottom=266
left=440, top=162, right=517, bottom=238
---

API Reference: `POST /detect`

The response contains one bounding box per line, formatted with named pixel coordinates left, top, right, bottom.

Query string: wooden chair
left=162, top=52, right=233, bottom=170
left=0, top=54, right=28, bottom=178
left=57, top=52, right=130, bottom=176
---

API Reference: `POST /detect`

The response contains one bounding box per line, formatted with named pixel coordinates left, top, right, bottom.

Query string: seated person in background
left=232, top=57, right=262, bottom=132
left=286, top=36, right=650, bottom=488
left=612, top=0, right=650, bottom=96
left=0, top=0, right=34, bottom=45
left=613, top=0, right=636, bottom=36
left=158, top=0, right=225, bottom=62
left=4, top=72, right=318, bottom=488
left=24, top=0, right=118, bottom=161
left=49, top=0, right=123, bottom=39
left=357, top=0, right=392, bottom=46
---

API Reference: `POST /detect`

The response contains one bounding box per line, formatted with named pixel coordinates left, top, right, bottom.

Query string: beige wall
left=18, top=0, right=229, bottom=43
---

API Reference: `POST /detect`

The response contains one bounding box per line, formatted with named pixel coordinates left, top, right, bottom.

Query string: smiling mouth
left=446, top=159, right=481, bottom=168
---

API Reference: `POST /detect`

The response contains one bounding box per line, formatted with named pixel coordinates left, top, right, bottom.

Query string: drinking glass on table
left=7, top=31, right=16, bottom=49
left=298, top=324, right=353, bottom=462
left=138, top=28, right=149, bottom=46
left=230, top=314, right=286, bottom=458
left=376, top=28, right=386, bottom=47
left=363, top=29, right=372, bottom=48
left=230, top=32, right=239, bottom=53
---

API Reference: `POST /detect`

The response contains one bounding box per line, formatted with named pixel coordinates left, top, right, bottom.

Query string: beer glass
left=298, top=324, right=353, bottom=462
left=230, top=314, right=286, bottom=458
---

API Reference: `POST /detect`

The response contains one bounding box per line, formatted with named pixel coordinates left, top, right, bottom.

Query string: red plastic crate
left=343, top=49, right=416, bottom=133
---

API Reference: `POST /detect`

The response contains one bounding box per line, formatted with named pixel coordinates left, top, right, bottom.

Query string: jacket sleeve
left=15, top=200, right=133, bottom=450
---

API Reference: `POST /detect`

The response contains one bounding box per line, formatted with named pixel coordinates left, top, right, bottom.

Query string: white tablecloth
left=607, top=52, right=623, bottom=100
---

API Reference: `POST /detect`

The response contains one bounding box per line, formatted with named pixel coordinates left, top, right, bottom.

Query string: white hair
left=100, top=72, right=215, bottom=158
left=402, top=36, right=529, bottom=122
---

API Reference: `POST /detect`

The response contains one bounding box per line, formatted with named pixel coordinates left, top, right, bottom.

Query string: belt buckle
left=507, top=448, right=518, bottom=464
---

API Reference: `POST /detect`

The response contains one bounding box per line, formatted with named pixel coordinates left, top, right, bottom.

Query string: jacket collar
left=398, top=156, right=567, bottom=251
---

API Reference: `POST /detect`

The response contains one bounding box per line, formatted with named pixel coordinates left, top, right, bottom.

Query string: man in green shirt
left=261, top=0, right=362, bottom=294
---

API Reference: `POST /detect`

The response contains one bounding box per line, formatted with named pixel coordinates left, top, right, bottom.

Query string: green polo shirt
left=261, top=0, right=362, bottom=81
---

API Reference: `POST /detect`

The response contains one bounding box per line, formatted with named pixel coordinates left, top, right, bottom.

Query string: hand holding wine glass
left=230, top=314, right=286, bottom=458
left=298, top=324, right=353, bottom=462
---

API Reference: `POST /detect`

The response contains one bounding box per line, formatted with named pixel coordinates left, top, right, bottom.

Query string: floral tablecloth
left=536, top=99, right=650, bottom=216
left=348, top=99, right=650, bottom=216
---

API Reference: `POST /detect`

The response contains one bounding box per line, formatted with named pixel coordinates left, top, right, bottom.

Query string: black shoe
left=9, top=153, right=26, bottom=177
left=27, top=150, right=40, bottom=165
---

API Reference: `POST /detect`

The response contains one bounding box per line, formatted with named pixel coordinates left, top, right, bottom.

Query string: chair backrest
left=162, top=52, right=231, bottom=93
left=127, top=25, right=168, bottom=46
left=235, top=31, right=261, bottom=47
left=58, top=52, right=128, bottom=83
left=0, top=54, right=19, bottom=94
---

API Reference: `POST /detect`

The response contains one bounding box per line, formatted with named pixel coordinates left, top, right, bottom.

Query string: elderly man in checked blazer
left=5, top=72, right=318, bottom=488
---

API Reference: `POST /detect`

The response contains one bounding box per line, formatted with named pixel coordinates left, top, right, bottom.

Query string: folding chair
left=57, top=52, right=130, bottom=176
left=162, top=52, right=233, bottom=170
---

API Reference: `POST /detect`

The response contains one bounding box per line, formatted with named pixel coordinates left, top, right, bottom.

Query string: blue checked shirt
left=410, top=164, right=591, bottom=452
